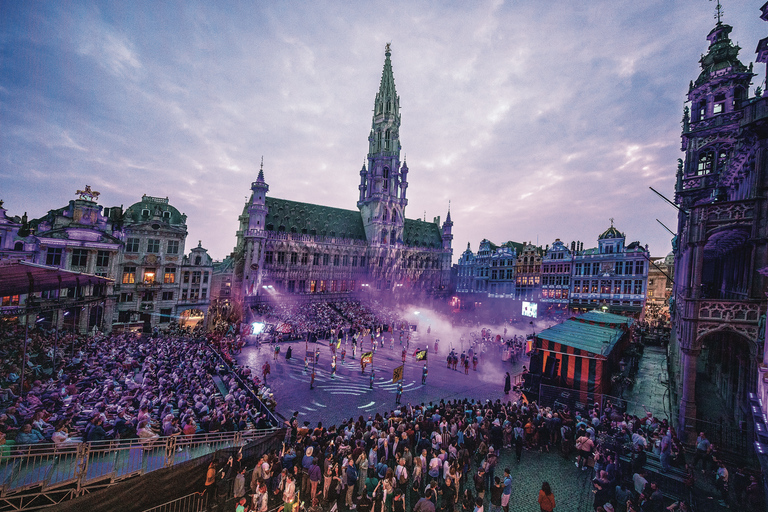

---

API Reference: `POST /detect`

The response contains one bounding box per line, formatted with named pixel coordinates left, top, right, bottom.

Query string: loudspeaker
left=529, top=352, right=543, bottom=374
left=544, top=358, right=560, bottom=380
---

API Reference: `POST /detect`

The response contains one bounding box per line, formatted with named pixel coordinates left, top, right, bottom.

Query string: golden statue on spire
left=385, top=42, right=391, bottom=54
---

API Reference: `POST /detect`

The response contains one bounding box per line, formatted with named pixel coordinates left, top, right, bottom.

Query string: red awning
left=0, top=260, right=113, bottom=297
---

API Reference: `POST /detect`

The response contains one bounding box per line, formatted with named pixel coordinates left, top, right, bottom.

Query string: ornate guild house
left=670, top=7, right=768, bottom=438
left=232, top=46, right=453, bottom=306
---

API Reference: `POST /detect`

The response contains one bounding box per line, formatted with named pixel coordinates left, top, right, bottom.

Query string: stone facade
left=569, top=224, right=649, bottom=315
left=514, top=243, right=542, bottom=301
left=456, top=228, right=648, bottom=320
left=0, top=190, right=214, bottom=333
left=541, top=239, right=573, bottom=315
left=455, top=240, right=521, bottom=297
left=644, top=253, right=674, bottom=323
left=670, top=12, right=768, bottom=433
left=232, top=46, right=453, bottom=308
left=27, top=188, right=122, bottom=332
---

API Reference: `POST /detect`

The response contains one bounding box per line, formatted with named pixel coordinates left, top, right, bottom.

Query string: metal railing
left=0, top=429, right=278, bottom=498
left=142, top=491, right=206, bottom=512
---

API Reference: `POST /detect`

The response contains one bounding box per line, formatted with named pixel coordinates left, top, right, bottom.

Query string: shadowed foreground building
left=669, top=7, right=768, bottom=453
left=231, top=46, right=453, bottom=311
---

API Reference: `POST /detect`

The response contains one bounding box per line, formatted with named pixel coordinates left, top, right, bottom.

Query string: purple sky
left=1, top=1, right=764, bottom=261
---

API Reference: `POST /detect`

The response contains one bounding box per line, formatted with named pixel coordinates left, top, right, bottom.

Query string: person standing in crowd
left=503, top=373, right=511, bottom=395
left=538, top=481, right=555, bottom=512
left=422, top=365, right=428, bottom=385
left=692, top=432, right=711, bottom=472
left=501, top=469, right=512, bottom=512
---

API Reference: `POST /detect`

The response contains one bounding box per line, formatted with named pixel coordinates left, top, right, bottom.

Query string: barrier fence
left=0, top=428, right=278, bottom=503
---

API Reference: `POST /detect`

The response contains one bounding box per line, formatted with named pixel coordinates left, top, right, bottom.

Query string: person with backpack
left=395, top=458, right=409, bottom=492
left=537, top=481, right=555, bottom=512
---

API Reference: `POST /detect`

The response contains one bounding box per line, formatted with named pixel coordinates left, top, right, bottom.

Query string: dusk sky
left=1, top=1, right=764, bottom=261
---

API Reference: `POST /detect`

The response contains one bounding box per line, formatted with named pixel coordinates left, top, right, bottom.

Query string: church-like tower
left=358, top=44, right=408, bottom=247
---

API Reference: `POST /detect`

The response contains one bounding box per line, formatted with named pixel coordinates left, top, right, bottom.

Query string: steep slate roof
left=265, top=197, right=366, bottom=240
left=403, top=218, right=442, bottom=249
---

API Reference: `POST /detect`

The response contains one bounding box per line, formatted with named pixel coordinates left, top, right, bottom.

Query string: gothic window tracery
left=697, top=151, right=714, bottom=175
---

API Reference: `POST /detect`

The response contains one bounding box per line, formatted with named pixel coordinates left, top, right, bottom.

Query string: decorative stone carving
left=698, top=300, right=761, bottom=322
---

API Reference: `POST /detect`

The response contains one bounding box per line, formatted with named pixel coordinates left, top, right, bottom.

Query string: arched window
left=717, top=149, right=729, bottom=173
left=382, top=207, right=388, bottom=222
left=385, top=129, right=390, bottom=149
left=14, top=241, right=23, bottom=251
left=390, top=229, right=396, bottom=245
left=380, top=231, right=387, bottom=244
left=697, top=151, right=714, bottom=175
left=383, top=167, right=389, bottom=179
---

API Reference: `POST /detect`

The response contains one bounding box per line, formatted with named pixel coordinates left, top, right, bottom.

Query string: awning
left=536, top=319, right=624, bottom=357
left=0, top=260, right=113, bottom=297
left=577, top=310, right=634, bottom=327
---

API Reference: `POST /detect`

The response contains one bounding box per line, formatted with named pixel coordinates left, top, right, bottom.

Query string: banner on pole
left=392, top=365, right=403, bottom=383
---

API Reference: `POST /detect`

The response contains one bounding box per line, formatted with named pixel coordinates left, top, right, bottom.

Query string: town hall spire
left=358, top=44, right=408, bottom=246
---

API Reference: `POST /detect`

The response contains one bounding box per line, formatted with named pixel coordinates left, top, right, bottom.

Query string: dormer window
left=141, top=209, right=150, bottom=217
left=162, top=211, right=171, bottom=220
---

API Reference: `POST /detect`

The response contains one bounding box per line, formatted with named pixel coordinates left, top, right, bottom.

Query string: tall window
left=333, top=255, right=340, bottom=266
left=290, top=252, right=298, bottom=265
left=167, top=240, right=180, bottom=254
left=697, top=151, right=713, bottom=175
left=192, top=271, right=201, bottom=284
left=265, top=251, right=274, bottom=264
left=277, top=252, right=285, bottom=264
left=323, top=254, right=330, bottom=265
left=301, top=253, right=308, bottom=265
left=143, top=268, right=156, bottom=284
left=71, top=249, right=88, bottom=267
left=634, top=280, right=643, bottom=294
left=122, top=266, right=136, bottom=284
left=313, top=253, right=320, bottom=265
left=164, top=267, right=176, bottom=284
left=96, top=250, right=110, bottom=267
left=46, top=248, right=63, bottom=266
left=359, top=256, right=366, bottom=267
left=126, top=238, right=140, bottom=253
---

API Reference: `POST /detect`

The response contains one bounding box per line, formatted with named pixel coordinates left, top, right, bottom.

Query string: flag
left=414, top=349, right=427, bottom=361
left=361, top=351, right=373, bottom=364
left=392, top=365, right=404, bottom=383
left=336, top=339, right=341, bottom=350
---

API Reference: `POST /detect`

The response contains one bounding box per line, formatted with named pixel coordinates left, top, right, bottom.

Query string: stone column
left=678, top=346, right=700, bottom=439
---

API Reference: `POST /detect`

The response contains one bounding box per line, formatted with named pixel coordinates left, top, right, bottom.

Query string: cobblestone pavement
left=476, top=447, right=599, bottom=512
left=237, top=331, right=529, bottom=426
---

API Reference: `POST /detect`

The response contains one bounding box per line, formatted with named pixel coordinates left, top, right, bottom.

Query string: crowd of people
left=249, top=300, right=408, bottom=342
left=0, top=320, right=275, bottom=451
left=199, top=393, right=764, bottom=512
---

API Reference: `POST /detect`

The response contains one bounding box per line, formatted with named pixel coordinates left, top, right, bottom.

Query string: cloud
left=0, top=0, right=763, bottom=260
